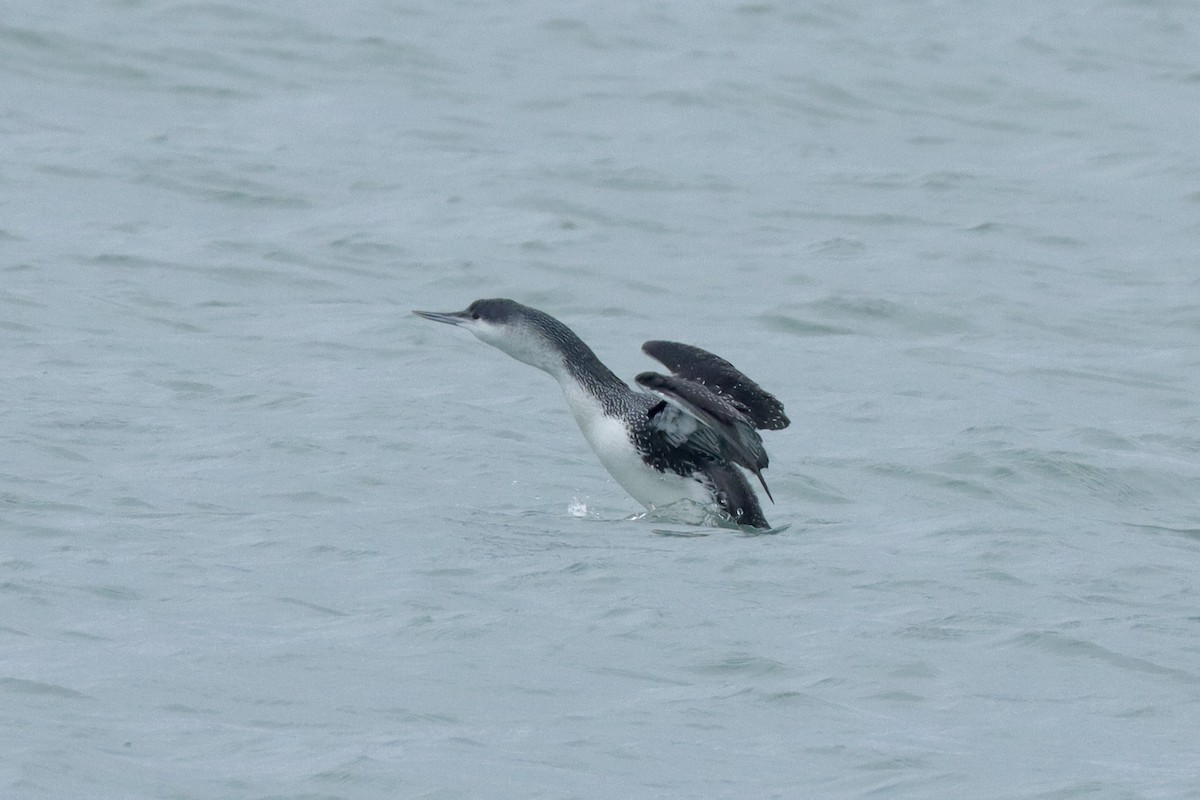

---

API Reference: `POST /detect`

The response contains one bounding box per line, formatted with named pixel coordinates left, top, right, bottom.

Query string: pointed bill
left=413, top=309, right=472, bottom=326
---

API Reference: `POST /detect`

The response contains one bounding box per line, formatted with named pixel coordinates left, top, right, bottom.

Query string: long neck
left=544, top=331, right=634, bottom=420
left=556, top=350, right=631, bottom=434
left=527, top=312, right=629, bottom=398
left=563, top=343, right=626, bottom=392
left=554, top=347, right=629, bottom=420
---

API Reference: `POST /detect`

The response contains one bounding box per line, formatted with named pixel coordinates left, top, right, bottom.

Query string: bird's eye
left=471, top=311, right=481, bottom=320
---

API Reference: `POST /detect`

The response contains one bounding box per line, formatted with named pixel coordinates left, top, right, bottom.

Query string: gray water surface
left=4, top=1, right=1200, bottom=798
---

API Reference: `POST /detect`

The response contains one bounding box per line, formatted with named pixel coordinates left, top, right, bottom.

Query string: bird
left=413, top=298, right=789, bottom=529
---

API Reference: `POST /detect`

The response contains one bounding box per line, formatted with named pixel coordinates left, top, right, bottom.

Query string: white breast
left=559, top=381, right=711, bottom=511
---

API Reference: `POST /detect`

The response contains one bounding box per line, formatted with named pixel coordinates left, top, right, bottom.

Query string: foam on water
left=3, top=1, right=1200, bottom=798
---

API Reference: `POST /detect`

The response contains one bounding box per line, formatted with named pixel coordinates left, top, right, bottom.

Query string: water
left=4, top=1, right=1199, bottom=797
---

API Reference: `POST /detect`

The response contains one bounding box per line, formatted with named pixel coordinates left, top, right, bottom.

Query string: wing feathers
left=641, top=340, right=789, bottom=430
left=636, top=371, right=775, bottom=502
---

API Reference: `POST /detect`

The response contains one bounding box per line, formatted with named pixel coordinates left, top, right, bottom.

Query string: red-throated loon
left=413, top=299, right=789, bottom=529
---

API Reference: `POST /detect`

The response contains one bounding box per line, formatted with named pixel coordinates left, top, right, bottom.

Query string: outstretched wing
left=636, top=370, right=775, bottom=502
left=641, top=340, right=790, bottom=430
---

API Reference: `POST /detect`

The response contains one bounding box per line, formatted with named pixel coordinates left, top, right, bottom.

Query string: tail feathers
left=704, top=461, right=770, bottom=529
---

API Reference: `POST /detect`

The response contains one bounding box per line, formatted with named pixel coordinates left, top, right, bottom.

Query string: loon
left=413, top=299, right=790, bottom=529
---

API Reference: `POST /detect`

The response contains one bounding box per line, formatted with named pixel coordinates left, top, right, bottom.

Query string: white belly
left=561, top=384, right=711, bottom=511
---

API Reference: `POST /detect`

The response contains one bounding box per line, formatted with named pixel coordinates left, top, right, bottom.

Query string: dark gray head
left=413, top=298, right=585, bottom=376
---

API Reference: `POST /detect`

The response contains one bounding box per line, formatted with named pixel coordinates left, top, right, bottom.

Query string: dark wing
left=641, top=340, right=789, bottom=430
left=636, top=371, right=775, bottom=502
